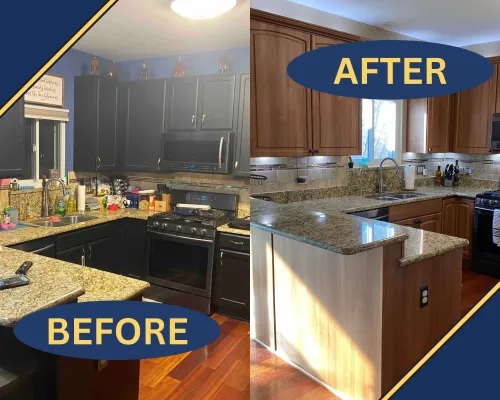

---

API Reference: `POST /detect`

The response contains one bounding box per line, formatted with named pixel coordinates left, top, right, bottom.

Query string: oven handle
left=475, top=207, right=494, bottom=214
left=148, top=230, right=214, bottom=244
left=218, top=137, right=224, bottom=169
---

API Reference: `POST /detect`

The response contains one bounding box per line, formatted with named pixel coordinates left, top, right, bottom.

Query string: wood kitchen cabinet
left=453, top=63, right=499, bottom=154
left=389, top=199, right=442, bottom=233
left=392, top=213, right=442, bottom=233
left=0, top=98, right=29, bottom=179
left=442, top=197, right=474, bottom=258
left=233, top=73, right=250, bottom=177
left=312, top=35, right=361, bottom=156
left=406, top=95, right=453, bottom=153
left=74, top=76, right=119, bottom=172
left=250, top=19, right=312, bottom=157
left=121, top=79, right=167, bottom=171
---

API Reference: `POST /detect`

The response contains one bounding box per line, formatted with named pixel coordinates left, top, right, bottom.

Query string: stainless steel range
left=473, top=190, right=500, bottom=277
left=144, top=189, right=238, bottom=314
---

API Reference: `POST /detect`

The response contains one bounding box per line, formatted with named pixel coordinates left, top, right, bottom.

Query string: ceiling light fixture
left=171, top=0, right=237, bottom=19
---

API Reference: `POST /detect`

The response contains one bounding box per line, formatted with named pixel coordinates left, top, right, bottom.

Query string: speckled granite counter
left=251, top=186, right=485, bottom=265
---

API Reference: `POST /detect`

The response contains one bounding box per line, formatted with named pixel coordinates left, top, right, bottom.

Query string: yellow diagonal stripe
left=383, top=279, right=500, bottom=399
left=0, top=0, right=118, bottom=118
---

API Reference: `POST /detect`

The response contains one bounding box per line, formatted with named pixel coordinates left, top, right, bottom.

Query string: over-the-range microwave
left=161, top=132, right=234, bottom=174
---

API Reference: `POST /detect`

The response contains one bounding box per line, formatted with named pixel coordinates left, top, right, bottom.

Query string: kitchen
left=249, top=1, right=500, bottom=399
left=0, top=0, right=250, bottom=399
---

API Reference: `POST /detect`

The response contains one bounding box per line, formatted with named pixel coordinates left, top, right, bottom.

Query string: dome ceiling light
left=171, top=0, right=237, bottom=19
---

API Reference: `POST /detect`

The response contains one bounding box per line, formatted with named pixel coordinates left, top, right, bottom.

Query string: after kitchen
left=0, top=0, right=250, bottom=399
left=249, top=3, right=500, bottom=400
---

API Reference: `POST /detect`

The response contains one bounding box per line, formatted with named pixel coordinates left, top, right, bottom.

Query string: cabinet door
left=311, top=35, right=361, bottom=156
left=199, top=75, right=236, bottom=131
left=456, top=199, right=474, bottom=259
left=56, top=245, right=85, bottom=266
left=124, top=80, right=166, bottom=171
left=121, top=219, right=146, bottom=279
left=418, top=212, right=442, bottom=233
left=234, top=73, right=250, bottom=177
left=441, top=198, right=457, bottom=236
left=392, top=217, right=420, bottom=229
left=454, top=64, right=498, bottom=154
left=96, top=78, right=119, bottom=170
left=166, top=78, right=199, bottom=132
left=0, top=99, right=28, bottom=179
left=86, top=236, right=117, bottom=273
left=250, top=20, right=312, bottom=157
left=214, top=249, right=250, bottom=310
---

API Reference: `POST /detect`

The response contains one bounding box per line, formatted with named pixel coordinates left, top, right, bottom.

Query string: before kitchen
left=249, top=2, right=500, bottom=399
left=0, top=1, right=251, bottom=399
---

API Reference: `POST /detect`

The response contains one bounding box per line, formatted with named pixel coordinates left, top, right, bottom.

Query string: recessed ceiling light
left=171, top=0, right=237, bottom=19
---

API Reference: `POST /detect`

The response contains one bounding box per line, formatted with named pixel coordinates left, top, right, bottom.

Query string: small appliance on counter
left=143, top=189, right=238, bottom=314
left=111, top=177, right=129, bottom=196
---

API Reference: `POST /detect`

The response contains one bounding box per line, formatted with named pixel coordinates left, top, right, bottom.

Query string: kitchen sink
left=31, top=215, right=98, bottom=227
left=365, top=192, right=427, bottom=201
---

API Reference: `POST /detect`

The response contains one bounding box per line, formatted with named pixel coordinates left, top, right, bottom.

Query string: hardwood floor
left=138, top=314, right=250, bottom=399
left=139, top=266, right=498, bottom=399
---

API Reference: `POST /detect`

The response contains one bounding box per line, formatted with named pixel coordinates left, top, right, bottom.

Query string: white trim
left=60, top=122, right=66, bottom=179
left=24, top=104, right=69, bottom=122
left=34, top=120, right=40, bottom=182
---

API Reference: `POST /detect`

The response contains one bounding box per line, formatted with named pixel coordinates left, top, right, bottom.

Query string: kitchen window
left=353, top=99, right=403, bottom=166
left=21, top=104, right=68, bottom=185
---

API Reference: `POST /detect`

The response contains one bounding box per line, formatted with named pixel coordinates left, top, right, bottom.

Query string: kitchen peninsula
left=251, top=188, right=473, bottom=400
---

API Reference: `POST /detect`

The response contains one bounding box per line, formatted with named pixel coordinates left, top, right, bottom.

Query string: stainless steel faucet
left=378, top=157, right=400, bottom=194
left=42, top=178, right=67, bottom=217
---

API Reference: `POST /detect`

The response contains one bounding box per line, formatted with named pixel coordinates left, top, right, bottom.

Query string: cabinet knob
left=192, top=115, right=196, bottom=127
left=202, top=114, right=206, bottom=123
left=428, top=148, right=432, bottom=152
left=157, top=158, right=161, bottom=170
left=97, top=157, right=101, bottom=169
left=314, top=150, right=320, bottom=154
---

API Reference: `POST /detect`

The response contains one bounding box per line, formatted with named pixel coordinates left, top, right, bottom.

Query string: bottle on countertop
left=55, top=192, right=67, bottom=217
left=435, top=166, right=442, bottom=185
left=453, top=160, right=460, bottom=187
left=67, top=190, right=77, bottom=214
left=140, top=61, right=148, bottom=81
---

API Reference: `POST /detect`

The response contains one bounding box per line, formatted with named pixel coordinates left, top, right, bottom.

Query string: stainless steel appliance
left=144, top=189, right=238, bottom=314
left=491, top=114, right=500, bottom=151
left=473, top=190, right=500, bottom=277
left=350, top=207, right=389, bottom=222
left=161, top=132, right=234, bottom=174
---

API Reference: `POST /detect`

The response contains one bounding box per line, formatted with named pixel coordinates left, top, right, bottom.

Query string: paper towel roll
left=77, top=182, right=86, bottom=212
left=404, top=165, right=416, bottom=190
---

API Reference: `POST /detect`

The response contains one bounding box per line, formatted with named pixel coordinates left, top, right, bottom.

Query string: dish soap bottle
left=55, top=192, right=67, bottom=217
left=435, top=166, right=442, bottom=185
left=67, top=190, right=77, bottom=214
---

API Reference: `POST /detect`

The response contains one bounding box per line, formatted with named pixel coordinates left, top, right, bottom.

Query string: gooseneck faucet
left=42, top=178, right=67, bottom=217
left=378, top=157, right=400, bottom=194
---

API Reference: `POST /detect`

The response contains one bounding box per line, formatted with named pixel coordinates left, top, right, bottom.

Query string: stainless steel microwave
left=161, top=132, right=234, bottom=174
left=492, top=114, right=500, bottom=151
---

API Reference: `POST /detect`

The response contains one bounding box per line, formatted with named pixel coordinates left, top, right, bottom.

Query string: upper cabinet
left=199, top=74, right=236, bottom=131
left=250, top=12, right=362, bottom=157
left=406, top=95, right=453, bottom=153
left=0, top=99, right=28, bottom=179
left=311, top=35, right=361, bottom=156
left=74, top=76, right=119, bottom=172
left=453, top=62, right=498, bottom=154
left=121, top=79, right=167, bottom=171
left=166, top=77, right=199, bottom=132
left=250, top=19, right=312, bottom=157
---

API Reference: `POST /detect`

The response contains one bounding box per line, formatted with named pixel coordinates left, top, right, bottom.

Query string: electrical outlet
left=420, top=286, right=429, bottom=308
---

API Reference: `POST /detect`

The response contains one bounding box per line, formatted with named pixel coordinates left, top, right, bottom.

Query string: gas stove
left=147, top=209, right=232, bottom=238
left=475, top=190, right=500, bottom=209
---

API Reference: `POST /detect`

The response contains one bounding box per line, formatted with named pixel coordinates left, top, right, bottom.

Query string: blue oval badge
left=287, top=40, right=494, bottom=99
left=14, top=301, right=220, bottom=360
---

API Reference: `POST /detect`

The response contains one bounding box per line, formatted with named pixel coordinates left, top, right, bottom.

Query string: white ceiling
left=74, top=0, right=250, bottom=61
left=287, top=0, right=500, bottom=47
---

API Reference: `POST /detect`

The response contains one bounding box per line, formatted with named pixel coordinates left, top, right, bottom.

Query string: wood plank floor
left=139, top=266, right=499, bottom=399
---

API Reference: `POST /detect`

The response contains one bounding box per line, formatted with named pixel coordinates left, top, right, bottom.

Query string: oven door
left=473, top=207, right=500, bottom=260
left=146, top=230, right=215, bottom=298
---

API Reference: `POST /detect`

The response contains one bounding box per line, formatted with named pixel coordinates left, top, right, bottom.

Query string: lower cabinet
left=9, top=237, right=56, bottom=258
left=213, top=233, right=250, bottom=320
left=56, top=245, right=86, bottom=265
left=389, top=199, right=442, bottom=233
left=121, top=219, right=147, bottom=279
left=442, top=197, right=474, bottom=258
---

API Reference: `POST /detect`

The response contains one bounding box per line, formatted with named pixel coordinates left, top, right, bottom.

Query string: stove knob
left=482, top=199, right=487, bottom=205
left=201, top=229, right=207, bottom=236
left=191, top=228, right=197, bottom=234
left=162, top=222, right=168, bottom=229
left=491, top=200, right=497, bottom=206
left=152, top=221, right=159, bottom=228
left=176, top=225, right=182, bottom=232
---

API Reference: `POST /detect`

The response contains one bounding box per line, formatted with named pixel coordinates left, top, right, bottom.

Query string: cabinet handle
left=81, top=248, right=86, bottom=266
left=428, top=148, right=432, bottom=152
left=220, top=251, right=224, bottom=266
left=97, top=157, right=101, bottom=169
left=88, top=245, right=92, bottom=261
left=202, top=114, right=206, bottom=123
left=229, top=240, right=244, bottom=246
left=235, top=161, right=239, bottom=169
left=218, top=137, right=224, bottom=169
left=192, top=115, right=196, bottom=127
left=157, top=158, right=161, bottom=170
left=314, top=150, right=320, bottom=154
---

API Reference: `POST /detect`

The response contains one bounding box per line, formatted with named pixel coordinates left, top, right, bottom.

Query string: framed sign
left=25, top=74, right=64, bottom=107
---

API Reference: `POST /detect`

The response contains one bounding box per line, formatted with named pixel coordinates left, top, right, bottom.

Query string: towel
left=493, top=209, right=500, bottom=246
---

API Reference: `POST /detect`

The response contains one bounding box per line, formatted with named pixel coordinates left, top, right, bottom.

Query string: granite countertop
left=251, top=186, right=485, bottom=265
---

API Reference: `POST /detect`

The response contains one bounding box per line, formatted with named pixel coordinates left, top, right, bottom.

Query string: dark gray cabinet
left=121, top=219, right=147, bottom=279
left=86, top=236, right=117, bottom=273
left=9, top=236, right=56, bottom=258
left=56, top=245, right=85, bottom=265
left=199, top=75, right=236, bottom=131
left=166, top=77, right=199, bottom=132
left=234, top=73, right=250, bottom=177
left=0, top=99, right=29, bottom=179
left=74, top=76, right=118, bottom=172
left=122, top=80, right=167, bottom=171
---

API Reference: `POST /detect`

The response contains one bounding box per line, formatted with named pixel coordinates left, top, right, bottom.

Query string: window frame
left=19, top=104, right=68, bottom=187
left=353, top=99, right=403, bottom=167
